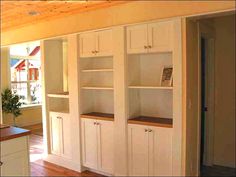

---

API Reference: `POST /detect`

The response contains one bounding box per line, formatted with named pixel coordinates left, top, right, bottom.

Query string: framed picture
left=160, top=66, right=173, bottom=87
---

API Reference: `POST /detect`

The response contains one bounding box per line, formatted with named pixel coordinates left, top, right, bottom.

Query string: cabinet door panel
left=1, top=151, right=29, bottom=176
left=96, top=30, right=113, bottom=57
left=80, top=33, right=96, bottom=57
left=148, top=21, right=173, bottom=52
left=127, top=24, right=148, bottom=54
left=61, top=114, right=72, bottom=159
left=151, top=127, right=173, bottom=176
left=97, top=120, right=114, bottom=174
left=81, top=118, right=98, bottom=169
left=128, top=124, right=149, bottom=176
left=50, top=115, right=61, bottom=155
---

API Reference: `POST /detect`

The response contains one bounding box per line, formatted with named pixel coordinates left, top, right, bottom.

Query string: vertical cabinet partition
left=79, top=29, right=115, bottom=175
left=127, top=20, right=174, bottom=176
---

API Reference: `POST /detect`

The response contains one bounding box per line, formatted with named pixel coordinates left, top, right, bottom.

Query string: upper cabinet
left=127, top=21, right=173, bottom=54
left=80, top=29, right=113, bottom=57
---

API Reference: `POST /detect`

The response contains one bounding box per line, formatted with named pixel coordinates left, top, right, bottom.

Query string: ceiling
left=0, top=0, right=125, bottom=32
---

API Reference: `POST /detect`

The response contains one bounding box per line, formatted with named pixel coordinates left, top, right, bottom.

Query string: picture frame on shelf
left=160, top=65, right=173, bottom=87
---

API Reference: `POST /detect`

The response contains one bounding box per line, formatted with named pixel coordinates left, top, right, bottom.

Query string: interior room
left=0, top=1, right=235, bottom=177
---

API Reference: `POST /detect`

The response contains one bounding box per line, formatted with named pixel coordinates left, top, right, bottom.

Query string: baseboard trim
left=44, top=154, right=82, bottom=172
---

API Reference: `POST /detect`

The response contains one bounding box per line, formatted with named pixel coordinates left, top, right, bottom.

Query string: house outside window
left=10, top=43, right=42, bottom=106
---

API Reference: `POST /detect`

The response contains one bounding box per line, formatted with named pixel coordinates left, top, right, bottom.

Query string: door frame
left=197, top=22, right=215, bottom=174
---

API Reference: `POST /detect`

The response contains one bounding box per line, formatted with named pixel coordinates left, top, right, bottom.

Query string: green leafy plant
left=1, top=88, right=22, bottom=126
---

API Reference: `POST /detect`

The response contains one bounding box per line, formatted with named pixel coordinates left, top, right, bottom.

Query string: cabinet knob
left=0, top=161, right=3, bottom=166
left=148, top=129, right=152, bottom=132
left=145, top=129, right=148, bottom=132
left=148, top=45, right=152, bottom=48
left=96, top=122, right=100, bottom=125
left=92, top=51, right=95, bottom=54
left=144, top=46, right=148, bottom=49
left=94, top=122, right=96, bottom=125
left=95, top=50, right=98, bottom=53
left=57, top=116, right=62, bottom=119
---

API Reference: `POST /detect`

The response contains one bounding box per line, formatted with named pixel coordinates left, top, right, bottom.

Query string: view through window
left=10, top=42, right=42, bottom=106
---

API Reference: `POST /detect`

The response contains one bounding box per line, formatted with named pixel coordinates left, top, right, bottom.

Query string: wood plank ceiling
left=0, top=0, right=125, bottom=32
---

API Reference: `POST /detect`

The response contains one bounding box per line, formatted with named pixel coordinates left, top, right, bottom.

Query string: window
left=10, top=42, right=42, bottom=106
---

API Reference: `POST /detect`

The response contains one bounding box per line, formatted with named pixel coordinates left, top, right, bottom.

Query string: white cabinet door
left=97, top=120, right=114, bottom=174
left=127, top=24, right=148, bottom=54
left=61, top=114, right=72, bottom=159
left=149, top=127, right=173, bottom=176
left=50, top=114, right=62, bottom=156
left=148, top=21, right=173, bottom=53
left=96, top=30, right=113, bottom=57
left=128, top=124, right=149, bottom=176
left=81, top=118, right=98, bottom=169
left=80, top=32, right=96, bottom=57
left=1, top=151, right=29, bottom=176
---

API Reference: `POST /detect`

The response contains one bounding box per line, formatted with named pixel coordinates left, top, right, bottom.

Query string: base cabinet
left=0, top=136, right=30, bottom=176
left=128, top=124, right=172, bottom=176
left=81, top=118, right=114, bottom=175
left=50, top=112, right=72, bottom=159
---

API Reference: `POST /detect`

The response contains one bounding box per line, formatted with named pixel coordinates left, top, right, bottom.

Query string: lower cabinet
left=50, top=112, right=72, bottom=159
left=0, top=136, right=30, bottom=176
left=128, top=124, right=172, bottom=176
left=81, top=118, right=114, bottom=175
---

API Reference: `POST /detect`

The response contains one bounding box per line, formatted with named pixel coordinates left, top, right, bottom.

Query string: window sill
left=20, top=104, right=42, bottom=110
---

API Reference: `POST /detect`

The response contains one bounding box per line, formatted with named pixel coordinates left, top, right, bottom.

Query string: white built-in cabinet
left=127, top=21, right=173, bottom=54
left=128, top=124, right=172, bottom=176
left=0, top=136, right=30, bottom=176
left=81, top=118, right=114, bottom=175
left=80, top=29, right=113, bottom=57
left=50, top=112, right=71, bottom=159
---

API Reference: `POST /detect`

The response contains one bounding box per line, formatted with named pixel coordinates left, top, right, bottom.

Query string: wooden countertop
left=128, top=116, right=173, bottom=128
left=0, top=125, right=31, bottom=142
left=81, top=112, right=114, bottom=121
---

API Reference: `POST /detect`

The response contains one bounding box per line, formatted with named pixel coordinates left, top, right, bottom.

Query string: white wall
left=213, top=15, right=235, bottom=168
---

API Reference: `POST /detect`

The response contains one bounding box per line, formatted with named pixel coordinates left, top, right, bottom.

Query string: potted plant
left=1, top=88, right=22, bottom=126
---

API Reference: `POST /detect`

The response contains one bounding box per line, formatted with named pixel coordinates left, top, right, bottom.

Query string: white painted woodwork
left=97, top=120, right=114, bottom=174
left=50, top=112, right=72, bottom=159
left=80, top=32, right=96, bottom=58
left=128, top=124, right=173, bottom=176
left=148, top=21, right=173, bottom=52
left=80, top=30, right=113, bottom=57
left=50, top=114, right=61, bottom=155
left=127, top=21, right=173, bottom=54
left=96, top=30, right=113, bottom=57
left=81, top=118, right=114, bottom=174
left=150, top=127, right=173, bottom=176
left=128, top=124, right=149, bottom=176
left=127, top=24, right=148, bottom=54
left=0, top=136, right=30, bottom=176
left=81, top=118, right=98, bottom=169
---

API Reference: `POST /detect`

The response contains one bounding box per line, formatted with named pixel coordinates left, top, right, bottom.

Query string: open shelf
left=82, top=69, right=113, bottom=72
left=47, top=92, right=69, bottom=98
left=49, top=110, right=70, bottom=114
left=81, top=112, right=114, bottom=121
left=128, top=116, right=173, bottom=128
left=82, top=86, right=114, bottom=90
left=129, top=86, right=173, bottom=90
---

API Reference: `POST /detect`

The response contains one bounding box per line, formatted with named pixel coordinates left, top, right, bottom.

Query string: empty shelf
left=129, top=86, right=173, bottom=90
left=81, top=112, right=114, bottom=121
left=128, top=116, right=173, bottom=128
left=82, top=69, right=113, bottom=72
left=47, top=92, right=69, bottom=98
left=82, top=86, right=114, bottom=90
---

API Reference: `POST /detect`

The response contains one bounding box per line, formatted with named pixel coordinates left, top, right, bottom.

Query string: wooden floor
left=201, top=165, right=236, bottom=177
left=29, top=134, right=103, bottom=176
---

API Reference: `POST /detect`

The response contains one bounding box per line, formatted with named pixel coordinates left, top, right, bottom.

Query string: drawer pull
left=0, top=161, right=3, bottom=166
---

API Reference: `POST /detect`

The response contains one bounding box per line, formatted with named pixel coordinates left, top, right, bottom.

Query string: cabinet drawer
left=1, top=136, right=28, bottom=156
